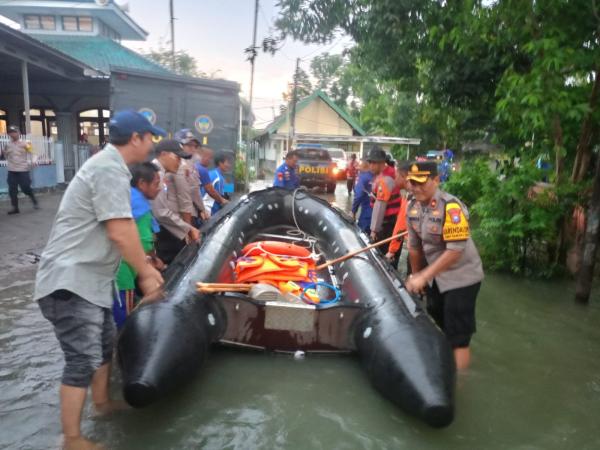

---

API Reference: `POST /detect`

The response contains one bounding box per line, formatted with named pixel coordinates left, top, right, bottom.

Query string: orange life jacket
left=371, top=175, right=402, bottom=219
left=235, top=241, right=316, bottom=283
left=241, top=240, right=313, bottom=259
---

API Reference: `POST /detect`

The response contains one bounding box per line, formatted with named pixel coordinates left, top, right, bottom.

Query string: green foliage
left=444, top=159, right=494, bottom=208
left=143, top=42, right=206, bottom=77
left=274, top=0, right=600, bottom=167
left=234, top=158, right=247, bottom=185
left=282, top=67, right=313, bottom=104
left=444, top=158, right=585, bottom=277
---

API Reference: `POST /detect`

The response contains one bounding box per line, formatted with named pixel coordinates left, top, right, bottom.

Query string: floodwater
left=1, top=184, right=600, bottom=449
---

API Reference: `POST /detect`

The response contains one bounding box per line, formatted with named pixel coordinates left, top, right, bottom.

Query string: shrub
left=443, top=157, right=581, bottom=277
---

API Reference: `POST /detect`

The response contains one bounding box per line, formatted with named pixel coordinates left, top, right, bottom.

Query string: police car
left=295, top=146, right=337, bottom=193
left=327, top=148, right=348, bottom=180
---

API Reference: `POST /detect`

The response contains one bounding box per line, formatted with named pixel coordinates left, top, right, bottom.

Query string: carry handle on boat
left=315, top=231, right=408, bottom=271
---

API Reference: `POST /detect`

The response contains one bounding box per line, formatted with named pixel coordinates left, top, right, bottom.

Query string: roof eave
left=0, top=22, right=99, bottom=78
left=109, top=4, right=147, bottom=40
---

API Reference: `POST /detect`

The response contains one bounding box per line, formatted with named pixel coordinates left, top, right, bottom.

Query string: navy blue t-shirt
left=196, top=162, right=212, bottom=196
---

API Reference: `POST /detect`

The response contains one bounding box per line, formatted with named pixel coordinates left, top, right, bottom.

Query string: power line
left=299, top=35, right=346, bottom=61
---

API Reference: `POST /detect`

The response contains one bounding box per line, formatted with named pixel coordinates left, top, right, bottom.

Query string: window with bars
left=24, top=15, right=56, bottom=30
left=62, top=16, right=93, bottom=32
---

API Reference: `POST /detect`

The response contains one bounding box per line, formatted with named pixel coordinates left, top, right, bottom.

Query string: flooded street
left=1, top=184, right=600, bottom=449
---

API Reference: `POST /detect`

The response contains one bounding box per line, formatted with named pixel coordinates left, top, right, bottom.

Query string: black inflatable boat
left=117, top=188, right=456, bottom=427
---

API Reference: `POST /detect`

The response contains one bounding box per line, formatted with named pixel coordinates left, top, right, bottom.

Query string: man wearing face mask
left=173, top=129, right=208, bottom=226
left=151, top=139, right=201, bottom=264
left=404, top=161, right=484, bottom=371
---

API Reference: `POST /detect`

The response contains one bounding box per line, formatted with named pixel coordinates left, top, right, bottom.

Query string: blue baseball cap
left=109, top=110, right=166, bottom=138
left=174, top=128, right=201, bottom=145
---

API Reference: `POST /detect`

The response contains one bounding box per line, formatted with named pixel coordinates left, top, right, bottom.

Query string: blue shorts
left=113, top=289, right=135, bottom=329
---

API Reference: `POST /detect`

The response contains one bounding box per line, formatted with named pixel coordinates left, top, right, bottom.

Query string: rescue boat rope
left=237, top=189, right=324, bottom=263
left=289, top=188, right=324, bottom=262
left=300, top=282, right=341, bottom=305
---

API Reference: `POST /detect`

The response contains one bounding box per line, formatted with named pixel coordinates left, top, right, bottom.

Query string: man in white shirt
left=2, top=125, right=38, bottom=214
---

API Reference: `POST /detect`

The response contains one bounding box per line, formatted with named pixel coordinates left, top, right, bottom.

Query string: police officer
left=2, top=125, right=38, bottom=214
left=368, top=146, right=403, bottom=245
left=173, top=129, right=208, bottom=226
left=404, top=161, right=484, bottom=370
left=273, top=150, right=300, bottom=190
left=151, top=139, right=201, bottom=264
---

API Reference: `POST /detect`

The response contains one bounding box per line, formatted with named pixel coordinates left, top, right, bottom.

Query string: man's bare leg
left=454, top=347, right=471, bottom=370
left=61, top=384, right=105, bottom=449
left=60, top=384, right=87, bottom=438
left=91, top=363, right=110, bottom=407
left=91, top=363, right=128, bottom=414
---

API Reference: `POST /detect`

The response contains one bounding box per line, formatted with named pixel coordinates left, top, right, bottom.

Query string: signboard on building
left=138, top=108, right=157, bottom=125
left=194, top=114, right=213, bottom=134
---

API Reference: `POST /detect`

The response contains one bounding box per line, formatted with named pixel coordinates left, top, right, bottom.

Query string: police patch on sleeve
left=442, top=202, right=470, bottom=241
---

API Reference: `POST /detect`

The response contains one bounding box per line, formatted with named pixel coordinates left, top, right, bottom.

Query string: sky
left=120, top=0, right=352, bottom=128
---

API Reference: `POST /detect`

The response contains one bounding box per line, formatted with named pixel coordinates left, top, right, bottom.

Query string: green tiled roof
left=265, top=90, right=366, bottom=136
left=33, top=35, right=171, bottom=75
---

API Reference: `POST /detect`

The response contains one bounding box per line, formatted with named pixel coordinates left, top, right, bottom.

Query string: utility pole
left=244, top=0, right=259, bottom=190
left=288, top=58, right=300, bottom=151
left=169, top=0, right=176, bottom=70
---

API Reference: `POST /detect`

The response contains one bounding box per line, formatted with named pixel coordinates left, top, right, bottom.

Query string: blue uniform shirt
left=352, top=170, right=374, bottom=233
left=209, top=168, right=226, bottom=214
left=273, top=163, right=300, bottom=190
left=196, top=162, right=212, bottom=197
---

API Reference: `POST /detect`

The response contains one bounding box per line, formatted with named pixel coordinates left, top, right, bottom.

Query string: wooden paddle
left=196, top=282, right=253, bottom=294
left=315, top=231, right=408, bottom=271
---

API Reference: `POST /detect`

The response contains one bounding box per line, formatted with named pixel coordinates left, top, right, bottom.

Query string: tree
left=282, top=67, right=313, bottom=104
left=142, top=42, right=207, bottom=77
left=274, top=0, right=600, bottom=172
left=309, top=53, right=351, bottom=107
left=272, top=0, right=600, bottom=280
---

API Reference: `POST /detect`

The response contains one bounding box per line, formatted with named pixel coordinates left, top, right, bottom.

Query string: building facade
left=0, top=0, right=240, bottom=191
left=256, top=90, right=420, bottom=172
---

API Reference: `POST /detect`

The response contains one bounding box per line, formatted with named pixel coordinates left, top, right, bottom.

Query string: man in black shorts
left=404, top=162, right=484, bottom=370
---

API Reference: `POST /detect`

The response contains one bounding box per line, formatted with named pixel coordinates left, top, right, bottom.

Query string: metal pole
left=244, top=0, right=259, bottom=190
left=22, top=60, right=31, bottom=136
left=239, top=103, right=243, bottom=148
left=21, top=59, right=34, bottom=186
left=169, top=0, right=176, bottom=70
left=288, top=58, right=300, bottom=150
